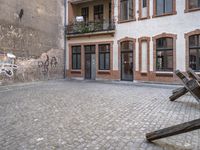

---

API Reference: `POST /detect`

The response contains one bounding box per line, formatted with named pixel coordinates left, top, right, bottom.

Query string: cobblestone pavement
left=0, top=80, right=200, bottom=150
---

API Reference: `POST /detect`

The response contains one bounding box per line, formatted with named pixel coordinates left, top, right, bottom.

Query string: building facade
left=66, top=0, right=200, bottom=83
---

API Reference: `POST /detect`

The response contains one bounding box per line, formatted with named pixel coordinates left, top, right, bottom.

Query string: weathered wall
left=0, top=0, right=64, bottom=85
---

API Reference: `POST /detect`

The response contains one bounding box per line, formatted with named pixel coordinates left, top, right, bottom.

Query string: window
left=72, top=46, right=81, bottom=70
left=155, top=0, right=173, bottom=16
left=139, top=38, right=150, bottom=73
left=189, top=34, right=200, bottom=71
left=120, top=0, right=134, bottom=21
left=156, top=38, right=173, bottom=71
left=188, top=0, right=200, bottom=9
left=99, top=44, right=110, bottom=70
left=121, top=41, right=133, bottom=52
left=143, top=0, right=147, bottom=7
left=94, top=5, right=104, bottom=22
left=139, top=0, right=149, bottom=19
left=81, top=7, right=89, bottom=23
left=109, top=3, right=112, bottom=23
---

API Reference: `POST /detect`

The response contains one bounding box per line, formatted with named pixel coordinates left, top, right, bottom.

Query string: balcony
left=66, top=20, right=115, bottom=38
left=67, top=0, right=115, bottom=38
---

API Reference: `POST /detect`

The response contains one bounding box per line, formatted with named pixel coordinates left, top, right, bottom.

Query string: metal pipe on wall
left=64, top=0, right=67, bottom=78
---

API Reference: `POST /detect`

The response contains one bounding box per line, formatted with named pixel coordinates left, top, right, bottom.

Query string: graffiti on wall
left=38, top=54, right=58, bottom=75
left=0, top=48, right=63, bottom=84
left=0, top=53, right=18, bottom=77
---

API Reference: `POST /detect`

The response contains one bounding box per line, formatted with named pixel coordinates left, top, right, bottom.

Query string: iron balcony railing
left=66, top=20, right=115, bottom=35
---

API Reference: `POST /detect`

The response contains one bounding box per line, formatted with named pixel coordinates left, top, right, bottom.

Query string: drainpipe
left=64, top=0, right=67, bottom=78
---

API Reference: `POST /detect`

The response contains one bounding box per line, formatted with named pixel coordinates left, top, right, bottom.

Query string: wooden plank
left=175, top=70, right=189, bottom=83
left=170, top=87, right=188, bottom=101
left=146, top=118, right=200, bottom=142
left=172, top=87, right=185, bottom=94
left=175, top=70, right=200, bottom=103
left=187, top=68, right=200, bottom=82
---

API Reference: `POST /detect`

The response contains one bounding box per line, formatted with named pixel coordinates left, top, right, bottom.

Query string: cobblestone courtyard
left=0, top=80, right=200, bottom=150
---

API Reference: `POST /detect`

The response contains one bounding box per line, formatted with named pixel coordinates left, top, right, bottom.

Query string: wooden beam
left=175, top=70, right=189, bottom=83
left=170, top=87, right=188, bottom=101
left=146, top=118, right=200, bottom=142
left=172, top=87, right=186, bottom=94
left=187, top=68, right=200, bottom=82
left=175, top=70, right=200, bottom=103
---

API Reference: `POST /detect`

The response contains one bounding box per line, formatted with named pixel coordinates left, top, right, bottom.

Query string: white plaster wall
left=113, top=0, right=200, bottom=72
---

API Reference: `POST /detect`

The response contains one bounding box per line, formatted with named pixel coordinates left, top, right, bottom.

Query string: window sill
left=193, top=71, right=200, bottom=75
left=71, top=70, right=81, bottom=73
left=185, top=8, right=200, bottom=13
left=138, top=16, right=150, bottom=21
left=140, top=72, right=148, bottom=76
left=152, top=11, right=177, bottom=18
left=156, top=71, right=174, bottom=77
left=118, top=18, right=136, bottom=24
left=98, top=70, right=111, bottom=74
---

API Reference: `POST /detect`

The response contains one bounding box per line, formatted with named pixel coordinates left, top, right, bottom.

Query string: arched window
left=156, top=37, right=173, bottom=71
left=189, top=34, right=200, bottom=71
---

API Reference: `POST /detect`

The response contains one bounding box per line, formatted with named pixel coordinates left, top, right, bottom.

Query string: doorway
left=85, top=45, right=96, bottom=80
left=120, top=41, right=134, bottom=81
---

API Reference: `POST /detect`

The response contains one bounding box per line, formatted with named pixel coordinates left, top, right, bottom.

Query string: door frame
left=84, top=45, right=96, bottom=79
left=118, top=38, right=136, bottom=81
left=121, top=51, right=134, bottom=81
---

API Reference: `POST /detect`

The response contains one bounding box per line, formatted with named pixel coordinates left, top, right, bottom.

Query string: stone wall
left=0, top=0, right=65, bottom=85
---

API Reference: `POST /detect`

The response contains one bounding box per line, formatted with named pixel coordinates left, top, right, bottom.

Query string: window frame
left=71, top=46, right=81, bottom=70
left=138, top=0, right=150, bottom=20
left=98, top=44, right=111, bottom=70
left=94, top=4, right=104, bottom=22
left=189, top=34, right=200, bottom=71
left=117, top=37, right=136, bottom=79
left=153, top=0, right=177, bottom=18
left=185, top=30, right=200, bottom=72
left=156, top=37, right=174, bottom=71
left=81, top=7, right=89, bottom=23
left=185, top=0, right=200, bottom=13
left=153, top=33, right=177, bottom=73
left=118, top=0, right=136, bottom=23
left=138, top=37, right=150, bottom=74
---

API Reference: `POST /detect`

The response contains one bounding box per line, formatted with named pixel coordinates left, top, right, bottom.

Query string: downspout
left=64, top=0, right=67, bottom=78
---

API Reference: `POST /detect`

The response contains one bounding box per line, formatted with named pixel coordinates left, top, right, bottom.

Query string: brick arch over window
left=117, top=37, right=136, bottom=44
left=185, top=29, right=200, bottom=70
left=152, top=33, right=177, bottom=72
left=117, top=37, right=136, bottom=73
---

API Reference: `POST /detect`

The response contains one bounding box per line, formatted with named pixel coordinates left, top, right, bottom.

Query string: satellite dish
left=76, top=16, right=84, bottom=22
